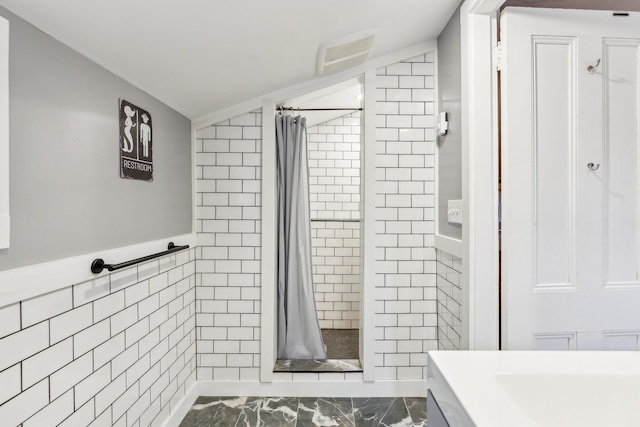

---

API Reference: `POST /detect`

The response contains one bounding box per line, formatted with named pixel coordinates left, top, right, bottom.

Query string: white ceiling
left=0, top=0, right=461, bottom=120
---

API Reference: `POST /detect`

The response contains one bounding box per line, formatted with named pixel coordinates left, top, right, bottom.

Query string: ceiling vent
left=316, top=28, right=378, bottom=76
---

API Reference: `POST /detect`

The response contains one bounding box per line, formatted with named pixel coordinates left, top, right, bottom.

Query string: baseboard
left=198, top=380, right=427, bottom=398
left=161, top=380, right=200, bottom=427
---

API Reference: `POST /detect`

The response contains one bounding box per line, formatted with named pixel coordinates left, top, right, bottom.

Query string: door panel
left=501, top=8, right=640, bottom=350
left=604, top=40, right=640, bottom=287
left=533, top=37, right=576, bottom=289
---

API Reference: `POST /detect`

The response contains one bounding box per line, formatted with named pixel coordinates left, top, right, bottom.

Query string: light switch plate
left=447, top=200, right=462, bottom=225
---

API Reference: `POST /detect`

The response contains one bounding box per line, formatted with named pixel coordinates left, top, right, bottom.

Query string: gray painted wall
left=437, top=4, right=462, bottom=240
left=0, top=7, right=192, bottom=271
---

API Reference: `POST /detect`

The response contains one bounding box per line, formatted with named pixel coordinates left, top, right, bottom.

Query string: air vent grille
left=316, top=29, right=378, bottom=76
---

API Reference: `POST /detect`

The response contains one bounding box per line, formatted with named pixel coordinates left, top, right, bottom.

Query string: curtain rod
left=279, top=107, right=363, bottom=111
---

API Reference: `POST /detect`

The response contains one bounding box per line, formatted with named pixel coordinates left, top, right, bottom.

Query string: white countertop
left=427, top=351, right=640, bottom=427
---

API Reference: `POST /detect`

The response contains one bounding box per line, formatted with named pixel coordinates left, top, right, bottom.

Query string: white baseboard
left=198, top=380, right=427, bottom=398
left=161, top=380, right=200, bottom=427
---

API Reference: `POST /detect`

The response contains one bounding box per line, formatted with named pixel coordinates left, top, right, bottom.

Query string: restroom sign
left=119, top=99, right=153, bottom=181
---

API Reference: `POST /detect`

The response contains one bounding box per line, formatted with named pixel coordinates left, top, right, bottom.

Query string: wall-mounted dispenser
left=437, top=112, right=449, bottom=136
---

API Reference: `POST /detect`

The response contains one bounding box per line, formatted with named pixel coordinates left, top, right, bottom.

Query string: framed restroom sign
left=119, top=99, right=153, bottom=181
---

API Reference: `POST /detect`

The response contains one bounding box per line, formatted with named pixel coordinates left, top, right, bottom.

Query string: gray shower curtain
left=276, top=114, right=327, bottom=360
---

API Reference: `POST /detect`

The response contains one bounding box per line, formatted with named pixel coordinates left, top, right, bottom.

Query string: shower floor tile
left=273, top=358, right=362, bottom=372
left=178, top=396, right=427, bottom=427
left=322, top=329, right=359, bottom=359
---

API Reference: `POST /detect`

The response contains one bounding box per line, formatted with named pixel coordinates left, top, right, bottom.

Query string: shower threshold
left=274, top=358, right=362, bottom=372
left=274, top=329, right=362, bottom=372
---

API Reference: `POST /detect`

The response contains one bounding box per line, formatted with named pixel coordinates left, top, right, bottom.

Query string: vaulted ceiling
left=0, top=0, right=461, bottom=119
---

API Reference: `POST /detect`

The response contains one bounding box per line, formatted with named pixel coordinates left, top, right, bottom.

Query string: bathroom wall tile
left=50, top=352, right=93, bottom=399
left=0, top=378, right=49, bottom=427
left=0, top=321, right=49, bottom=372
left=125, top=280, right=150, bottom=307
left=74, top=363, right=110, bottom=409
left=74, top=319, right=110, bottom=358
left=58, top=398, right=95, bottom=427
left=73, top=276, right=110, bottom=308
left=93, top=291, right=125, bottom=322
left=127, top=390, right=151, bottom=427
left=110, top=267, right=139, bottom=292
left=94, top=332, right=125, bottom=369
left=111, top=305, right=138, bottom=336
left=0, top=248, right=197, bottom=426
left=23, top=389, right=74, bottom=427
left=22, top=287, right=73, bottom=328
left=95, top=373, right=126, bottom=416
left=0, top=364, right=21, bottom=405
left=111, top=382, right=139, bottom=421
left=22, top=337, right=73, bottom=389
left=0, top=302, right=20, bottom=339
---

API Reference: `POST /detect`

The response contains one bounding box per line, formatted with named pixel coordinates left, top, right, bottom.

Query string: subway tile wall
left=374, top=53, right=438, bottom=380
left=0, top=250, right=197, bottom=427
left=195, top=52, right=437, bottom=382
left=307, top=112, right=361, bottom=329
left=307, top=112, right=361, bottom=221
left=195, top=111, right=263, bottom=382
left=436, top=249, right=463, bottom=350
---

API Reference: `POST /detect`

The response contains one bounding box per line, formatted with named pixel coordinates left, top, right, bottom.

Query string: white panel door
left=501, top=8, right=640, bottom=350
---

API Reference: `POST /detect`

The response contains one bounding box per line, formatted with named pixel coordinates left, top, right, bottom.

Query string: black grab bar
left=91, top=242, right=190, bottom=274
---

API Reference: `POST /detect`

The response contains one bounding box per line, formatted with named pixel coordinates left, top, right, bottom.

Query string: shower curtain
left=276, top=114, right=327, bottom=360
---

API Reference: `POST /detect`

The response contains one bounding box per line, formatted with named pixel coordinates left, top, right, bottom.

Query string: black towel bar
left=91, top=242, right=190, bottom=274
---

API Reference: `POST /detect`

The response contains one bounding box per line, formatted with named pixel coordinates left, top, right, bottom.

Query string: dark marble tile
left=179, top=396, right=247, bottom=427
left=297, top=397, right=356, bottom=427
left=353, top=397, right=395, bottom=427
left=274, top=358, right=362, bottom=372
left=235, top=396, right=298, bottom=427
left=378, top=398, right=412, bottom=427
left=404, top=398, right=427, bottom=426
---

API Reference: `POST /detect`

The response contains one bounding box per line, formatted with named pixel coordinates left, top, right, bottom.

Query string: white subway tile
left=110, top=304, right=137, bottom=337
left=125, top=280, right=150, bottom=307
left=22, top=287, right=73, bottom=328
left=216, top=126, right=243, bottom=140
left=138, top=260, right=160, bottom=282
left=110, top=268, right=139, bottom=292
left=0, top=379, right=49, bottom=427
left=21, top=337, right=72, bottom=389
left=138, top=293, right=160, bottom=319
left=112, top=382, right=139, bottom=422
left=95, top=332, right=125, bottom=369
left=126, top=353, right=151, bottom=388
left=149, top=272, right=169, bottom=295
left=94, top=291, right=125, bottom=323
left=0, top=302, right=20, bottom=339
left=112, top=344, right=139, bottom=379
left=127, top=390, right=151, bottom=427
left=213, top=367, right=239, bottom=381
left=0, top=363, right=21, bottom=405
left=126, top=318, right=150, bottom=348
left=0, top=321, right=49, bottom=372
left=74, top=363, right=110, bottom=409
left=95, top=373, right=126, bottom=416
left=74, top=319, right=110, bottom=358
left=50, top=352, right=93, bottom=399
left=74, top=276, right=110, bottom=308
left=23, top=389, right=74, bottom=427
left=377, top=75, right=399, bottom=89
left=87, top=408, right=111, bottom=427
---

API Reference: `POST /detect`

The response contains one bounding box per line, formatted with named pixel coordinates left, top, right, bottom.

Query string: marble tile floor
left=273, top=358, right=362, bottom=372
left=178, top=396, right=427, bottom=427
